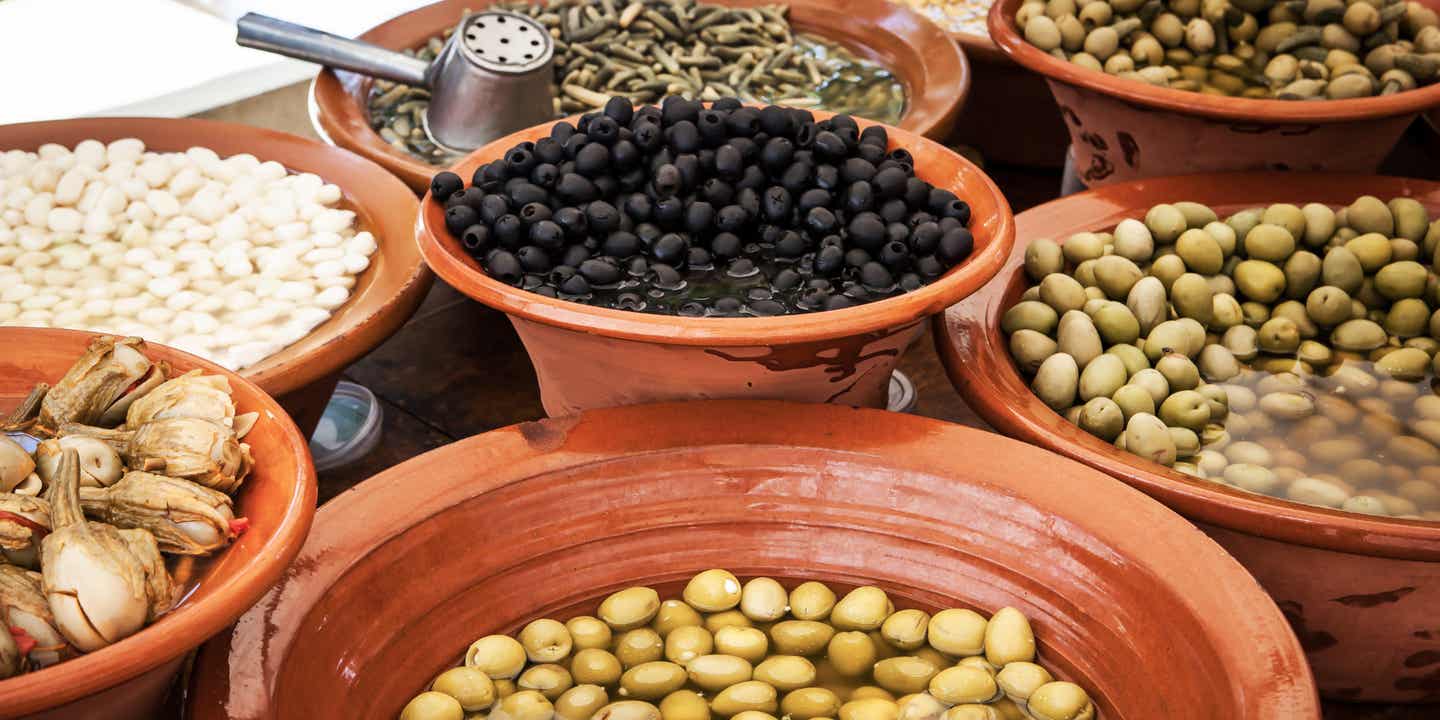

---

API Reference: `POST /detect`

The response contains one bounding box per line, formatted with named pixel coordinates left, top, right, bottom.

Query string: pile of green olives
left=399, top=569, right=1096, bottom=720
left=1005, top=195, right=1440, bottom=521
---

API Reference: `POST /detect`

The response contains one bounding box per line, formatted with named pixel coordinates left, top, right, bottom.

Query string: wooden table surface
left=191, top=84, right=1440, bottom=718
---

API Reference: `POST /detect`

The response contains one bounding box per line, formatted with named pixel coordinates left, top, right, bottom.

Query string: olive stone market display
left=400, top=569, right=1096, bottom=720
left=430, top=96, right=976, bottom=317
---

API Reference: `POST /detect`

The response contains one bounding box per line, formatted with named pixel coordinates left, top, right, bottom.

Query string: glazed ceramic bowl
left=416, top=112, right=1013, bottom=416
left=312, top=0, right=970, bottom=194
left=187, top=400, right=1319, bottom=719
left=948, top=28, right=1068, bottom=168
left=937, top=172, right=1440, bottom=702
left=988, top=0, right=1440, bottom=186
left=0, top=327, right=316, bottom=719
left=0, top=118, right=433, bottom=434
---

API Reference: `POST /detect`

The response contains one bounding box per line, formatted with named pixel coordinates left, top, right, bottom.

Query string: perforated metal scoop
left=237, top=11, right=555, bottom=152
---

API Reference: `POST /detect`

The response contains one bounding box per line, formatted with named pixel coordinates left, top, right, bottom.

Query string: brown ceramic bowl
left=937, top=172, right=1440, bottom=702
left=0, top=327, right=316, bottom=719
left=0, top=118, right=433, bottom=434
left=988, top=0, right=1440, bottom=185
left=187, top=400, right=1319, bottom=719
left=416, top=112, right=1013, bottom=416
left=947, top=28, right=1068, bottom=168
left=311, top=0, right=969, bottom=194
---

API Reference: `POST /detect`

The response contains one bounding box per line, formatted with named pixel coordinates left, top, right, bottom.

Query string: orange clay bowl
left=312, top=0, right=969, bottom=194
left=416, top=112, right=1012, bottom=416
left=937, top=172, right=1440, bottom=703
left=186, top=400, right=1319, bottom=720
left=0, top=118, right=433, bottom=435
left=948, top=25, right=1069, bottom=168
left=0, top=327, right=315, bottom=719
left=988, top=0, right=1440, bottom=186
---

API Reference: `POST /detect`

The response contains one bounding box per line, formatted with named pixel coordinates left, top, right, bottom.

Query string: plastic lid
left=888, top=370, right=917, bottom=414
left=308, top=381, right=384, bottom=472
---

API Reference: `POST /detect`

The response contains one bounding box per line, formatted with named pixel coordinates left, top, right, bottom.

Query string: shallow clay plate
left=0, top=327, right=316, bottom=719
left=936, top=172, right=1440, bottom=701
left=0, top=118, right=433, bottom=431
left=188, top=400, right=1318, bottom=719
left=311, top=0, right=969, bottom=193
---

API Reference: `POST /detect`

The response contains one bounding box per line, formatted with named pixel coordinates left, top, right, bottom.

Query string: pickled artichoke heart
left=37, top=336, right=154, bottom=432
left=81, top=472, right=236, bottom=555
left=34, top=436, right=124, bottom=489
left=0, top=494, right=51, bottom=568
left=61, top=418, right=253, bottom=495
left=0, top=564, right=70, bottom=668
left=39, top=449, right=151, bottom=653
left=0, top=615, right=18, bottom=679
left=116, top=528, right=175, bottom=621
left=2, top=384, right=47, bottom=433
left=0, top=436, right=35, bottom=493
left=124, top=370, right=239, bottom=429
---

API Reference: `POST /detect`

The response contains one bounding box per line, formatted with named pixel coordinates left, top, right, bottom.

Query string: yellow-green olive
left=652, top=600, right=704, bottom=638
left=664, top=625, right=713, bottom=664
left=770, top=620, right=836, bottom=656
left=782, top=688, right=842, bottom=720
left=571, top=648, right=624, bottom=686
left=684, top=569, right=742, bottom=612
left=1346, top=232, right=1394, bottom=272
left=594, top=700, right=662, bottom=720
left=519, top=663, right=574, bottom=700
left=1257, top=317, right=1301, bottom=353
left=753, top=655, right=817, bottom=691
left=466, top=635, right=528, bottom=680
left=1092, top=255, right=1144, bottom=300
left=995, top=662, right=1054, bottom=704
left=615, top=628, right=665, bottom=668
left=687, top=654, right=755, bottom=691
left=1093, top=302, right=1141, bottom=345
left=1233, top=259, right=1286, bottom=303
left=942, top=705, right=1003, bottom=720
left=1243, top=223, right=1296, bottom=262
left=1375, top=261, right=1429, bottom=300
left=839, top=698, right=900, bottom=720
left=703, top=610, right=752, bottom=633
left=1061, top=231, right=1106, bottom=265
left=1146, top=203, right=1189, bottom=243
left=894, top=692, right=947, bottom=720
left=1077, top=397, right=1125, bottom=441
left=710, top=681, right=779, bottom=717
left=1306, top=286, right=1352, bottom=327
left=1127, top=276, right=1168, bottom=336
left=1331, top=318, right=1388, bottom=351
left=1112, top=218, right=1154, bottom=261
left=872, top=656, right=940, bottom=695
left=984, top=607, right=1036, bottom=665
left=1159, top=390, right=1213, bottom=431
left=1057, top=311, right=1104, bottom=369
left=737, top=577, right=788, bottom=622
left=619, top=661, right=686, bottom=700
left=1008, top=330, right=1058, bottom=374
left=401, top=692, right=465, bottom=720
left=555, top=684, right=610, bottom=720
left=927, top=608, right=987, bottom=657
left=874, top=608, right=928, bottom=651
left=1126, top=413, right=1177, bottom=466
left=1347, top=195, right=1395, bottom=237
left=830, top=586, right=891, bottom=631
left=788, top=581, right=836, bottom=621
left=1175, top=227, right=1224, bottom=273
left=1079, top=353, right=1128, bottom=402
left=432, top=666, right=497, bottom=712
left=520, top=618, right=574, bottom=664
left=714, top=626, right=769, bottom=663
left=496, top=690, right=556, bottom=720
left=1025, top=239, right=1065, bottom=281
left=660, top=690, right=710, bottom=720
left=1026, top=682, right=1095, bottom=720
left=928, top=666, right=1000, bottom=705
left=568, top=616, right=614, bottom=650
left=600, top=588, right=662, bottom=631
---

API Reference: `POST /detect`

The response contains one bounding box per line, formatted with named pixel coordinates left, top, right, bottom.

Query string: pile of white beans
left=0, top=139, right=378, bottom=371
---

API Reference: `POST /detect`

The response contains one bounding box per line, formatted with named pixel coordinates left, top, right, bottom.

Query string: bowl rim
left=310, top=0, right=971, bottom=194
left=935, top=170, right=1440, bottom=562
left=415, top=110, right=1015, bottom=347
left=188, top=399, right=1320, bottom=719
left=0, top=327, right=317, bottom=716
left=0, top=116, right=433, bottom=399
left=987, top=0, right=1440, bottom=124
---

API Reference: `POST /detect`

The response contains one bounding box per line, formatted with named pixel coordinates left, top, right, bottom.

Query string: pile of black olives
left=431, top=96, right=977, bottom=317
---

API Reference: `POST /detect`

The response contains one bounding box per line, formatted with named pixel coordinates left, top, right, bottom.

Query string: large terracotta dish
left=0, top=327, right=316, bottom=719
left=988, top=0, right=1440, bottom=185
left=187, top=400, right=1318, bottom=719
left=0, top=118, right=433, bottom=434
left=312, top=0, right=970, bottom=194
left=937, top=172, right=1440, bottom=702
left=416, top=112, right=1013, bottom=416
left=948, top=28, right=1067, bottom=168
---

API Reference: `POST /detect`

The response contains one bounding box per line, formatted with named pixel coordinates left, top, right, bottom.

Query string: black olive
left=487, top=250, right=523, bottom=285
left=886, top=222, right=910, bottom=246
left=860, top=124, right=888, bottom=146
left=736, top=187, right=761, bottom=218
left=507, top=182, right=548, bottom=207
left=762, top=186, right=792, bottom=222
left=560, top=245, right=591, bottom=267
left=939, top=216, right=965, bottom=233
left=624, top=193, right=653, bottom=222
left=555, top=174, right=598, bottom=204
left=857, top=143, right=886, bottom=165
left=775, top=231, right=807, bottom=258
left=841, top=158, right=876, bottom=184
left=504, top=148, right=538, bottom=177
left=534, top=285, right=558, bottom=298
left=611, top=140, right=641, bottom=170
left=627, top=257, right=649, bottom=277
left=586, top=201, right=621, bottom=233
left=726, top=258, right=757, bottom=277
left=673, top=154, right=700, bottom=188
left=880, top=199, right=909, bottom=224
left=654, top=196, right=685, bottom=227
left=713, top=296, right=743, bottom=315
left=633, top=122, right=663, bottom=152
left=551, top=122, right=577, bottom=143
left=450, top=187, right=485, bottom=212
left=798, top=188, right=831, bottom=214
left=574, top=143, right=610, bottom=177
left=814, top=164, right=840, bottom=191
left=652, top=263, right=684, bottom=288
left=938, top=228, right=974, bottom=264
left=493, top=214, right=524, bottom=249
left=716, top=205, right=749, bottom=232
left=899, top=273, right=923, bottom=291
left=560, top=273, right=591, bottom=295
left=845, top=248, right=872, bottom=268
left=928, top=187, right=958, bottom=213
left=941, top=199, right=972, bottom=224
left=700, top=178, right=735, bottom=206
left=697, top=109, right=728, bottom=145
left=602, top=230, right=642, bottom=257
left=685, top=201, right=716, bottom=234
left=727, top=107, right=761, bottom=137
left=842, top=182, right=875, bottom=215
left=516, top=245, right=552, bottom=273
left=759, top=224, right=784, bottom=245
left=588, top=115, right=620, bottom=145
left=661, top=96, right=701, bottom=126
left=773, top=268, right=802, bottom=291
left=910, top=222, right=941, bottom=255
left=529, top=163, right=559, bottom=188
left=915, top=254, right=944, bottom=277
left=460, top=224, right=490, bottom=253
left=814, top=245, right=844, bottom=276
left=715, top=144, right=743, bottom=179
left=793, top=122, right=816, bottom=149
left=654, top=164, right=683, bottom=197
left=618, top=167, right=647, bottom=192
left=604, top=96, right=635, bottom=126
left=687, top=247, right=713, bottom=267
left=905, top=177, right=930, bottom=209
left=847, top=212, right=885, bottom=251
left=474, top=161, right=507, bottom=191
left=758, top=105, right=794, bottom=138
left=813, top=131, right=847, bottom=160
left=779, top=163, right=812, bottom=193
left=635, top=222, right=662, bottom=244
left=444, top=205, right=479, bottom=236
left=712, top=97, right=743, bottom=111
left=711, top=232, right=743, bottom=258
left=859, top=261, right=893, bottom=289
left=534, top=137, right=565, bottom=165
left=579, top=258, right=623, bottom=285
left=430, top=171, right=463, bottom=201
left=528, top=220, right=565, bottom=252
left=736, top=165, right=766, bottom=190
left=480, top=194, right=511, bottom=224
left=873, top=167, right=908, bottom=199
left=666, top=120, right=702, bottom=154
left=562, top=133, right=589, bottom=160
left=825, top=294, right=856, bottom=311
left=760, top=137, right=795, bottom=173
left=729, top=136, right=759, bottom=161
left=878, top=241, right=911, bottom=271
left=889, top=147, right=914, bottom=165
left=749, top=299, right=786, bottom=316
left=520, top=202, right=552, bottom=224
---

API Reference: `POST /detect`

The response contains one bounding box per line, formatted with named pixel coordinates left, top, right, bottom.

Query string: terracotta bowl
left=936, top=172, right=1440, bottom=702
left=988, top=0, right=1440, bottom=186
left=0, top=118, right=433, bottom=435
left=416, top=112, right=1013, bottom=416
left=947, top=29, right=1068, bottom=169
left=187, top=400, right=1318, bottom=719
left=0, top=327, right=315, bottom=719
left=311, top=0, right=970, bottom=194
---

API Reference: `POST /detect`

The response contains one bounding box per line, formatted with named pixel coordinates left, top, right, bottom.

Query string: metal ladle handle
left=236, top=12, right=432, bottom=87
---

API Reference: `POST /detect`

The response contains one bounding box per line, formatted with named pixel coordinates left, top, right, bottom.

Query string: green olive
left=850, top=687, right=896, bottom=702
left=572, top=648, right=624, bottom=686
left=781, top=688, right=842, bottom=720
left=1233, top=259, right=1286, bottom=303
left=1126, top=276, right=1168, bottom=336
left=1008, top=330, right=1057, bottom=375
left=432, top=667, right=497, bottom=712
left=401, top=691, right=465, bottom=720
left=710, top=681, right=778, bottom=717
left=894, top=692, right=947, bottom=720
left=1124, top=368, right=1166, bottom=405
left=1175, top=227, right=1224, bottom=274
left=653, top=600, right=703, bottom=637
left=1347, top=195, right=1395, bottom=237
left=942, top=706, right=1002, bottom=720
left=1390, top=197, right=1429, bottom=241
left=1168, top=273, right=1213, bottom=324
left=664, top=625, right=713, bottom=664
left=1026, top=682, right=1095, bottom=720
left=735, top=577, right=788, bottom=622
left=1260, top=203, right=1305, bottom=239
left=1283, top=250, right=1322, bottom=300
left=828, top=630, right=880, bottom=677
left=830, top=586, right=891, bottom=631
left=1077, top=397, right=1125, bottom=441
left=1271, top=300, right=1317, bottom=339
left=615, top=628, right=665, bottom=668
left=594, top=700, right=662, bottom=720
left=1306, top=286, right=1353, bottom=327
left=600, top=588, right=662, bottom=631
left=1032, top=353, right=1079, bottom=412
left=926, top=608, right=987, bottom=656
left=1091, top=302, right=1141, bottom=345
left=520, top=618, right=574, bottom=664
left=982, top=607, right=1036, bottom=665
left=1156, top=353, right=1201, bottom=392
left=703, top=610, right=751, bottom=633
left=568, top=616, right=614, bottom=650
left=872, top=657, right=940, bottom=695
left=1321, top=247, right=1365, bottom=294
left=1243, top=223, right=1296, bottom=262
left=1148, top=254, right=1188, bottom=293
left=1346, top=232, right=1394, bottom=272
left=1240, top=301, right=1271, bottom=327
left=555, top=685, right=610, bottom=720
left=1125, top=413, right=1177, bottom=466
left=519, top=663, right=574, bottom=700
left=753, top=655, right=817, bottom=691
left=684, top=569, right=742, bottom=612
left=995, top=662, right=1054, bottom=704
left=1112, top=218, right=1154, bottom=261
left=927, top=666, right=1000, bottom=705
left=1296, top=340, right=1333, bottom=367
left=686, top=653, right=754, bottom=691
left=1061, top=232, right=1106, bottom=265
left=1331, top=318, right=1388, bottom=351
left=1197, top=344, right=1241, bottom=381
left=1024, top=239, right=1065, bottom=282
left=1091, top=255, right=1142, bottom=299
left=1376, top=347, right=1431, bottom=381
left=1386, top=298, right=1430, bottom=338
left=838, top=698, right=900, bottom=720
left=1056, top=311, right=1103, bottom=369
left=1376, top=261, right=1429, bottom=300
left=714, top=626, right=769, bottom=663
left=619, top=661, right=686, bottom=700
left=870, top=608, right=926, bottom=652
left=497, top=691, right=556, bottom=720
left=1175, top=201, right=1219, bottom=228
left=770, top=620, right=836, bottom=656
left=1159, top=390, right=1212, bottom=431
left=1146, top=203, right=1189, bottom=243
left=1078, top=353, right=1127, bottom=402
left=1257, top=317, right=1301, bottom=353
left=788, top=581, right=836, bottom=621
left=466, top=635, right=528, bottom=680
left=1111, top=384, right=1156, bottom=420
left=1221, top=325, right=1259, bottom=361
left=1287, top=476, right=1350, bottom=508
left=1002, top=301, right=1059, bottom=336
left=1299, top=203, right=1336, bottom=247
